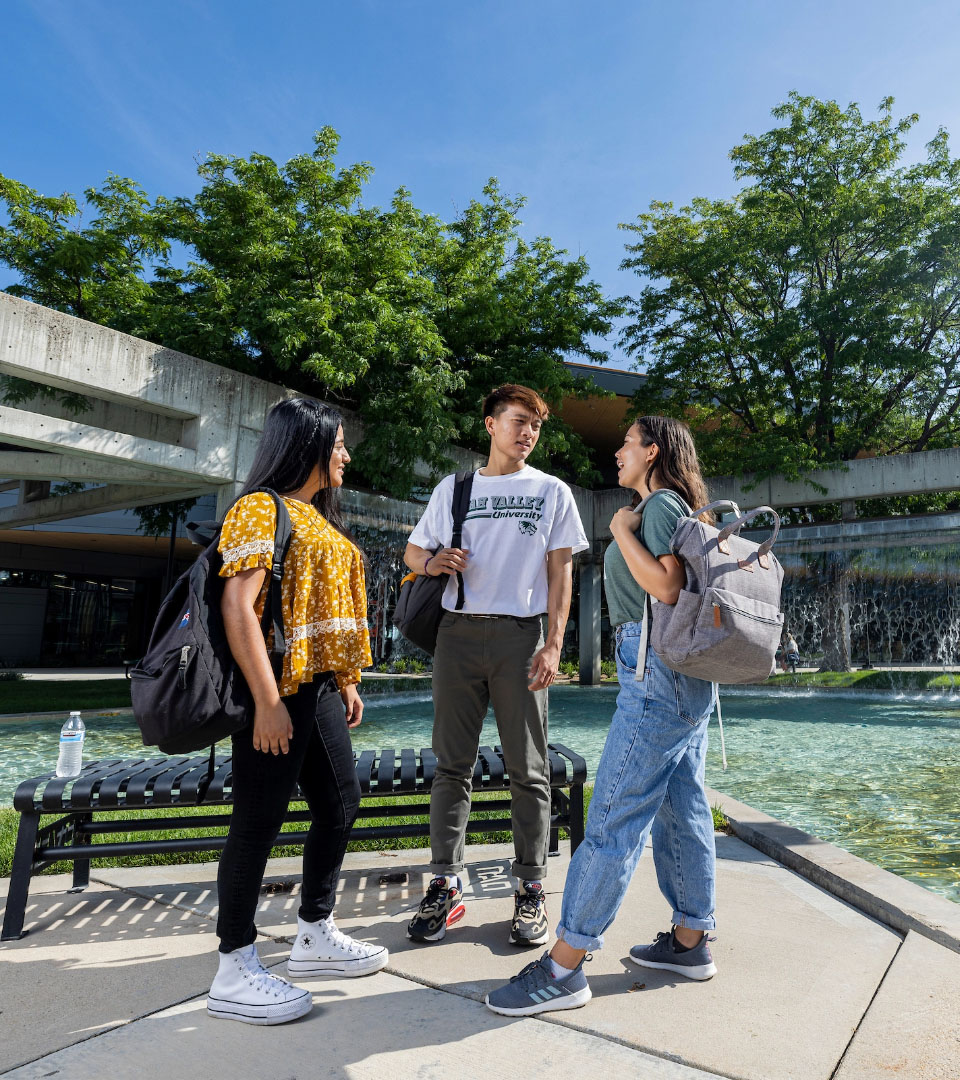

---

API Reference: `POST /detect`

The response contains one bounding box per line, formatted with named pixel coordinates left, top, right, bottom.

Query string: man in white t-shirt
left=403, top=384, right=589, bottom=947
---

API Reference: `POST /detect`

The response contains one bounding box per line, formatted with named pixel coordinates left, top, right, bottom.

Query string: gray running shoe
left=406, top=875, right=465, bottom=942
left=485, top=952, right=591, bottom=1016
left=629, top=929, right=717, bottom=980
left=510, top=882, right=549, bottom=946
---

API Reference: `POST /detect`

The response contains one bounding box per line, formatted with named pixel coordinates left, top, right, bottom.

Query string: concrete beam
left=708, top=447, right=960, bottom=510
left=0, top=404, right=222, bottom=480
left=0, top=483, right=214, bottom=528
left=3, top=386, right=192, bottom=447
left=0, top=451, right=201, bottom=485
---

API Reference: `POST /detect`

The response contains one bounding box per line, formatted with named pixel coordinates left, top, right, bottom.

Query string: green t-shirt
left=603, top=490, right=687, bottom=627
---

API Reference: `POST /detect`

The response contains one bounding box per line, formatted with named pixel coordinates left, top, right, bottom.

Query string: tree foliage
left=621, top=93, right=960, bottom=482
left=0, top=130, right=620, bottom=497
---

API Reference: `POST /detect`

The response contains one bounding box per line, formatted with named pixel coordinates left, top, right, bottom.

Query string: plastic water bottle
left=55, top=711, right=85, bottom=778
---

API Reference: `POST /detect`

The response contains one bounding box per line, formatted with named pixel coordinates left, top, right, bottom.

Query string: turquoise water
left=3, top=684, right=958, bottom=905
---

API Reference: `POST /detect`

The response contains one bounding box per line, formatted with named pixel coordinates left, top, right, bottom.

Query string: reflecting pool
left=3, top=684, right=958, bottom=905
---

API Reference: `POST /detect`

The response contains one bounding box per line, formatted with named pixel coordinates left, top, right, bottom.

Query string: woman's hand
left=252, top=699, right=294, bottom=755
left=610, top=506, right=642, bottom=538
left=341, top=683, right=364, bottom=729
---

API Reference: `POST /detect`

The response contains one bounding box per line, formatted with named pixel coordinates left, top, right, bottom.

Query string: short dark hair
left=482, top=384, right=550, bottom=422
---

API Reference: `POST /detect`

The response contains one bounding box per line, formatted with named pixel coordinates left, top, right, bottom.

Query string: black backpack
left=130, top=489, right=292, bottom=756
left=392, top=471, right=474, bottom=655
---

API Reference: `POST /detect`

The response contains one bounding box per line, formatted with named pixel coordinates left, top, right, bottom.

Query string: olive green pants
left=429, top=610, right=550, bottom=881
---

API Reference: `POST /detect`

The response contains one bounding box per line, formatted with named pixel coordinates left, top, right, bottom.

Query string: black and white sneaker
left=406, top=875, right=465, bottom=942
left=510, top=882, right=549, bottom=946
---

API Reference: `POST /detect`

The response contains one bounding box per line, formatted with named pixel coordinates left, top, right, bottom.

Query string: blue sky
left=5, top=0, right=960, bottom=368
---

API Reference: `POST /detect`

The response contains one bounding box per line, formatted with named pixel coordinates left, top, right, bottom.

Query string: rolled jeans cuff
left=672, top=910, right=716, bottom=931
left=430, top=860, right=465, bottom=877
left=555, top=923, right=603, bottom=951
left=512, top=859, right=547, bottom=882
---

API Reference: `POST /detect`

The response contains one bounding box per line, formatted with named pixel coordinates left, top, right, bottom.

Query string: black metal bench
left=2, top=743, right=586, bottom=941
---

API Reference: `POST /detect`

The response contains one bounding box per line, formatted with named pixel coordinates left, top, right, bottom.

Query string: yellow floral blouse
left=218, top=492, right=371, bottom=696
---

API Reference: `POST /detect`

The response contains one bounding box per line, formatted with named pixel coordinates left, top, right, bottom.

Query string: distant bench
left=1, top=744, right=587, bottom=941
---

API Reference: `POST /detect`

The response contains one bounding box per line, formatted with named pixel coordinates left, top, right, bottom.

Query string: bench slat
left=205, top=758, right=233, bottom=803
left=420, top=748, right=437, bottom=786
left=477, top=745, right=504, bottom=787
left=376, top=749, right=396, bottom=794
left=355, top=750, right=377, bottom=794
left=399, top=748, right=417, bottom=792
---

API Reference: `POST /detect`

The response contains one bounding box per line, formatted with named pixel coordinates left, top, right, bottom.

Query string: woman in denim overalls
left=486, top=416, right=718, bottom=1016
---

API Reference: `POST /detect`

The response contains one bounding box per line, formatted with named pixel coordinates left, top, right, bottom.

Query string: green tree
left=1, top=130, right=620, bottom=497
left=620, top=93, right=960, bottom=482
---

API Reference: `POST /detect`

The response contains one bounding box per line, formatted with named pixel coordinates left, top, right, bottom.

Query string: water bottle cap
left=70, top=711, right=81, bottom=717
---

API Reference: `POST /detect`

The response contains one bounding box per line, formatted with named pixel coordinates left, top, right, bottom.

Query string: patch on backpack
left=179, top=612, right=191, bottom=628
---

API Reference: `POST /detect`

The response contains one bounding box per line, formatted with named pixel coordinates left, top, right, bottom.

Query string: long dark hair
left=239, top=396, right=352, bottom=539
left=631, top=416, right=713, bottom=524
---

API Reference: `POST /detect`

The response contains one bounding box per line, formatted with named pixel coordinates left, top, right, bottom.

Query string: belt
left=447, top=612, right=540, bottom=622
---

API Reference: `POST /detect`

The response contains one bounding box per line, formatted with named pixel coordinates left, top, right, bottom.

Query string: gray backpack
left=636, top=490, right=784, bottom=685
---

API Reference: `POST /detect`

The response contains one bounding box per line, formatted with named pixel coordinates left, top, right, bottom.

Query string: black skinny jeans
left=216, top=673, right=361, bottom=952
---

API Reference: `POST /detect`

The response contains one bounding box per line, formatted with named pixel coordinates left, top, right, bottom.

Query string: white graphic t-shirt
left=408, top=466, right=589, bottom=616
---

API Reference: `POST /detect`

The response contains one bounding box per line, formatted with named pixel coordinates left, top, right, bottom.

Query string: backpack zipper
left=177, top=644, right=190, bottom=689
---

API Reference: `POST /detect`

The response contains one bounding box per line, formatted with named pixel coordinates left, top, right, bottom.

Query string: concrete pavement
left=3, top=825, right=959, bottom=1080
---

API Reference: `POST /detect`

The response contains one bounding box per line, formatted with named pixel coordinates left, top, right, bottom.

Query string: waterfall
left=776, top=528, right=960, bottom=670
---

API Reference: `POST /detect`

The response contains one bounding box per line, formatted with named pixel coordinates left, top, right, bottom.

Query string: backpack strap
left=450, top=471, right=475, bottom=611
left=252, top=488, right=293, bottom=680
left=195, top=487, right=291, bottom=800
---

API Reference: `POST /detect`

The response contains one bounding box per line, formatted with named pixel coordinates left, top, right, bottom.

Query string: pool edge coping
left=707, top=785, right=960, bottom=955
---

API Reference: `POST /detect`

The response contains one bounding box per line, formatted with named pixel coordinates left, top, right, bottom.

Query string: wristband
left=423, top=555, right=435, bottom=576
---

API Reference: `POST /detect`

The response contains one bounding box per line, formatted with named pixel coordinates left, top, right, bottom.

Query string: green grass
left=0, top=679, right=132, bottom=715
left=765, top=669, right=960, bottom=691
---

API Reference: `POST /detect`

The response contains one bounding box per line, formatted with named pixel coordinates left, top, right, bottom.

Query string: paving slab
left=835, top=930, right=960, bottom=1080
left=2, top=966, right=719, bottom=1080
left=0, top=874, right=283, bottom=1074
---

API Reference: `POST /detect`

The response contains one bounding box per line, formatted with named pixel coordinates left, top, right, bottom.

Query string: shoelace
left=509, top=957, right=550, bottom=988
left=516, top=891, right=544, bottom=918
left=237, top=958, right=296, bottom=999
left=416, top=878, right=449, bottom=918
left=322, top=917, right=369, bottom=956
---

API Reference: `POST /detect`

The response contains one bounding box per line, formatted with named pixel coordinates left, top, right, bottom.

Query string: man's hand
left=528, top=642, right=561, bottom=691
left=341, top=683, right=364, bottom=729
left=426, top=547, right=469, bottom=576
left=252, top=700, right=294, bottom=755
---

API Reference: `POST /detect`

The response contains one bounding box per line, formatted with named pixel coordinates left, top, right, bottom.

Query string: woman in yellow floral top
left=207, top=398, right=387, bottom=1028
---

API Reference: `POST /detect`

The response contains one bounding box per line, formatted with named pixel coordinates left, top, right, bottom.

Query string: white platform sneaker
left=287, top=914, right=389, bottom=978
left=207, top=943, right=313, bottom=1025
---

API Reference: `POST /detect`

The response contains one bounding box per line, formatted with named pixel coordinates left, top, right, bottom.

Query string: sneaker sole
left=508, top=929, right=549, bottom=947
left=484, top=985, right=592, bottom=1017
left=406, top=899, right=465, bottom=943
left=628, top=955, right=717, bottom=980
left=206, top=992, right=312, bottom=1025
left=287, top=950, right=388, bottom=978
